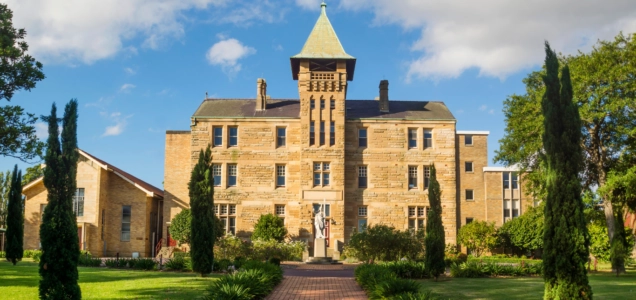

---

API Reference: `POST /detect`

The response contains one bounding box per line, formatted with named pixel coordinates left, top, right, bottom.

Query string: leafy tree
left=495, top=33, right=636, bottom=246
left=189, top=146, right=215, bottom=276
left=39, top=100, right=81, bottom=299
left=498, top=204, right=544, bottom=257
left=588, top=221, right=634, bottom=263
left=169, top=208, right=223, bottom=246
left=0, top=169, right=11, bottom=228
left=22, top=164, right=43, bottom=186
left=540, top=43, right=591, bottom=299
left=0, top=4, right=46, bottom=162
left=424, top=164, right=445, bottom=279
left=457, top=220, right=497, bottom=257
left=252, top=213, right=287, bottom=242
left=5, top=164, right=23, bottom=265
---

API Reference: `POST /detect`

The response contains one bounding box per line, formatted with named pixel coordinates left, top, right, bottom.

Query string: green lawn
left=421, top=271, right=636, bottom=299
left=0, top=259, right=218, bottom=299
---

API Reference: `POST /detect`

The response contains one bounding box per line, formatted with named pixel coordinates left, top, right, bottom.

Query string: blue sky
left=2, top=0, right=635, bottom=188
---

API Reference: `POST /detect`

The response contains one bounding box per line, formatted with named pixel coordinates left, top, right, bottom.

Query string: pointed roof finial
left=321, top=1, right=327, bottom=11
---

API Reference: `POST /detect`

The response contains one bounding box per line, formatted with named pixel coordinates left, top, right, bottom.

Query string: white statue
left=314, top=208, right=325, bottom=239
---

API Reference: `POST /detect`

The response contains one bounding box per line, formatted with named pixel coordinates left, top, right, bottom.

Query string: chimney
left=256, top=78, right=267, bottom=111
left=379, top=80, right=389, bottom=112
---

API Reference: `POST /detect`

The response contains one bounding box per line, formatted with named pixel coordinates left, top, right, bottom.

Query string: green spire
left=291, top=2, right=354, bottom=60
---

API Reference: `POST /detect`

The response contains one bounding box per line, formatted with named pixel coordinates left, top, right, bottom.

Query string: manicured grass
left=420, top=270, right=636, bottom=299
left=0, top=259, right=218, bottom=299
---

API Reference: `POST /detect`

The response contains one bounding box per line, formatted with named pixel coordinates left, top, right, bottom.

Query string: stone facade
left=161, top=5, right=534, bottom=258
left=23, top=150, right=163, bottom=257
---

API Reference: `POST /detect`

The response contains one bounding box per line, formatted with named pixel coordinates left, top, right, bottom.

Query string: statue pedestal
left=313, top=238, right=327, bottom=258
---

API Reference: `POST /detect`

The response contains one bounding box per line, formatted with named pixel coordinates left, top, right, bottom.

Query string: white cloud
left=34, top=122, right=49, bottom=139
left=339, top=0, right=636, bottom=81
left=206, top=38, right=256, bottom=75
left=488, top=109, right=495, bottom=115
left=119, top=84, right=136, bottom=93
left=124, top=67, right=136, bottom=75
left=3, top=0, right=235, bottom=64
left=479, top=105, right=487, bottom=111
left=102, top=112, right=132, bottom=137
left=296, top=0, right=322, bottom=10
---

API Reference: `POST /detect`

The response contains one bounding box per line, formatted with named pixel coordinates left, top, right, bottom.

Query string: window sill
left=464, top=144, right=474, bottom=147
left=465, top=171, right=474, bottom=174
left=465, top=199, right=475, bottom=202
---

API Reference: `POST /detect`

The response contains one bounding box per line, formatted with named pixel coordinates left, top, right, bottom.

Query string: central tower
left=290, top=2, right=355, bottom=256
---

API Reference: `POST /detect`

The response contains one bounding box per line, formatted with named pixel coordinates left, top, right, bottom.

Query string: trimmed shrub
left=130, top=258, right=156, bottom=270
left=444, top=252, right=468, bottom=267
left=164, top=256, right=189, bottom=271
left=32, top=251, right=42, bottom=263
left=380, top=261, right=428, bottom=279
left=205, top=260, right=283, bottom=300
left=0, top=251, right=5, bottom=258
left=23, top=250, right=36, bottom=258
left=78, top=255, right=102, bottom=267
left=355, top=264, right=436, bottom=299
left=369, top=277, right=421, bottom=300
left=252, top=213, right=288, bottom=242
left=213, top=258, right=232, bottom=272
left=449, top=261, right=542, bottom=278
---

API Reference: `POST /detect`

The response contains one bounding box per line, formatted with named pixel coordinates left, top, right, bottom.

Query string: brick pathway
left=267, top=264, right=367, bottom=300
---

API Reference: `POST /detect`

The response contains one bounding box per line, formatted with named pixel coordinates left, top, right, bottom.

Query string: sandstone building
left=162, top=3, right=532, bottom=257
left=22, top=149, right=164, bottom=258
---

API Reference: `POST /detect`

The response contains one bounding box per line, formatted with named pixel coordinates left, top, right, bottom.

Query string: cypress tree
left=541, top=43, right=592, bottom=299
left=425, top=164, right=445, bottom=280
left=5, top=165, right=23, bottom=265
left=39, top=100, right=81, bottom=299
left=189, top=145, right=215, bottom=276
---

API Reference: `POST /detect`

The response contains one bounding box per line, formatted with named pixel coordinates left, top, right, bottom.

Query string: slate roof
left=193, top=99, right=455, bottom=121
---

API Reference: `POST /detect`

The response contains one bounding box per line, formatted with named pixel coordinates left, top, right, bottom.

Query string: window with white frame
left=216, top=204, right=237, bottom=235
left=408, top=128, right=417, bottom=148
left=228, top=126, right=238, bottom=147
left=503, top=172, right=510, bottom=189
left=121, top=205, right=131, bottom=241
left=313, top=203, right=331, bottom=217
left=503, top=199, right=520, bottom=223
left=313, top=162, right=330, bottom=187
left=511, top=172, right=519, bottom=189
left=227, top=164, right=237, bottom=187
left=276, top=165, right=286, bottom=187
left=277, top=127, right=286, bottom=147
left=408, top=206, right=428, bottom=231
left=213, top=127, right=223, bottom=146
left=358, top=166, right=367, bottom=188
left=73, top=188, right=85, bottom=217
left=408, top=166, right=418, bottom=189
left=213, top=164, right=222, bottom=186
left=275, top=205, right=285, bottom=216
left=423, top=129, right=433, bottom=149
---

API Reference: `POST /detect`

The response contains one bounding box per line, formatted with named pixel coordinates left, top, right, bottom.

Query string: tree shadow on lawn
left=420, top=272, right=636, bottom=300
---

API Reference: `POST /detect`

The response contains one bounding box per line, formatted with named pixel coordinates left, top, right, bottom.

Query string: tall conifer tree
left=39, top=100, right=81, bottom=299
left=541, top=43, right=591, bottom=299
left=189, top=145, right=215, bottom=276
left=5, top=164, right=23, bottom=265
left=425, top=164, right=445, bottom=280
